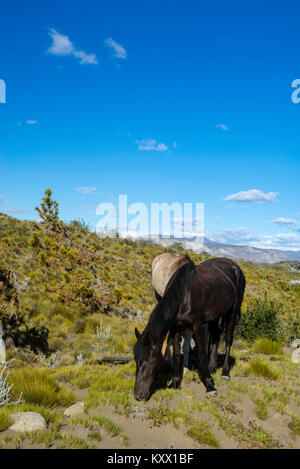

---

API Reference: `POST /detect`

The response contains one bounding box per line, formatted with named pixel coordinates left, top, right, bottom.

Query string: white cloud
left=268, top=217, right=299, bottom=227
left=172, top=217, right=204, bottom=238
left=208, top=227, right=259, bottom=245
left=48, top=29, right=74, bottom=56
left=72, top=50, right=98, bottom=65
left=136, top=138, right=168, bottom=152
left=0, top=195, right=10, bottom=205
left=26, top=120, right=38, bottom=125
left=104, top=37, right=127, bottom=59
left=6, top=207, right=29, bottom=214
left=75, top=186, right=97, bottom=195
left=262, top=233, right=300, bottom=250
left=223, top=189, right=278, bottom=203
left=47, top=29, right=98, bottom=65
left=207, top=226, right=300, bottom=251
left=216, top=123, right=229, bottom=131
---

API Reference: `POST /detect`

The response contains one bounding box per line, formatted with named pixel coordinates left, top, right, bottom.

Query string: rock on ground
left=291, top=348, right=300, bottom=364
left=290, top=339, right=300, bottom=348
left=64, top=402, right=85, bottom=417
left=9, top=412, right=47, bottom=432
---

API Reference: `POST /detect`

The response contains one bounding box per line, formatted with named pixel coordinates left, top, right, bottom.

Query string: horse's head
left=133, top=327, right=160, bottom=400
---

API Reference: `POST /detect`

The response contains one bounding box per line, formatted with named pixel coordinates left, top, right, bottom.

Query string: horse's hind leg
left=222, top=307, right=240, bottom=379
left=182, top=329, right=193, bottom=374
left=208, top=321, right=221, bottom=375
left=222, top=320, right=234, bottom=379
left=222, top=274, right=245, bottom=379
left=171, top=331, right=183, bottom=389
left=193, top=320, right=217, bottom=395
left=223, top=270, right=245, bottom=380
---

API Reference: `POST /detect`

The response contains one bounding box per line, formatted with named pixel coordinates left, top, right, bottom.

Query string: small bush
left=0, top=366, right=13, bottom=406
left=0, top=410, right=12, bottom=432
left=254, top=338, right=283, bottom=355
left=289, top=416, right=300, bottom=437
left=71, top=415, right=120, bottom=436
left=282, top=312, right=300, bottom=342
left=245, top=358, right=281, bottom=380
left=88, top=430, right=102, bottom=441
left=254, top=398, right=268, bottom=420
left=147, top=405, right=176, bottom=427
left=187, top=420, right=219, bottom=448
left=8, top=369, right=75, bottom=407
left=236, top=295, right=283, bottom=342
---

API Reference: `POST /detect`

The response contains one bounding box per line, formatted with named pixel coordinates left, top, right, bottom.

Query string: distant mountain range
left=145, top=236, right=300, bottom=264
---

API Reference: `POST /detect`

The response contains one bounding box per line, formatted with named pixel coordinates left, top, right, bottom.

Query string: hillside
left=146, top=236, right=300, bottom=264
left=0, top=209, right=299, bottom=449
left=0, top=211, right=299, bottom=353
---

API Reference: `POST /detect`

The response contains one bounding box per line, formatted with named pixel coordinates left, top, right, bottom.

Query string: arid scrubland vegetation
left=0, top=190, right=299, bottom=449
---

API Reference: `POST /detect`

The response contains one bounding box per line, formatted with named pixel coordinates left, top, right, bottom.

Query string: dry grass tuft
left=187, top=420, right=219, bottom=448
left=8, top=368, right=75, bottom=408
left=254, top=338, right=283, bottom=355
left=245, top=358, right=281, bottom=380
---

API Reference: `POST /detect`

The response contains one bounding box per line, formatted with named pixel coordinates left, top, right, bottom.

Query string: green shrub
left=289, top=416, right=300, bottom=437
left=245, top=358, right=281, bottom=380
left=236, top=294, right=283, bottom=342
left=282, top=311, right=300, bottom=342
left=0, top=410, right=12, bottom=432
left=187, top=420, right=219, bottom=448
left=254, top=338, right=283, bottom=355
left=253, top=398, right=268, bottom=420
left=8, top=369, right=75, bottom=408
left=29, top=232, right=40, bottom=249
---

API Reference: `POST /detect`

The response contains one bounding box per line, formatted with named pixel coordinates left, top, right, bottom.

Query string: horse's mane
left=143, top=255, right=197, bottom=345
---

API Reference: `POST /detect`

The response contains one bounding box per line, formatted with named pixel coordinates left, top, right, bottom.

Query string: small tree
left=35, top=189, right=111, bottom=313
left=236, top=293, right=284, bottom=342
left=0, top=268, right=20, bottom=364
left=35, top=188, right=77, bottom=248
left=35, top=188, right=63, bottom=232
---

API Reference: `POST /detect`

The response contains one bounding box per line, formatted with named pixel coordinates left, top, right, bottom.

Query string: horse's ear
left=135, top=328, right=141, bottom=340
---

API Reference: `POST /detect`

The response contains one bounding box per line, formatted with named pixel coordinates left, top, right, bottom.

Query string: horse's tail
left=233, top=265, right=246, bottom=324
left=218, top=263, right=246, bottom=334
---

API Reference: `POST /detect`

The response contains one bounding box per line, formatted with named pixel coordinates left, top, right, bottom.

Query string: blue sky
left=1, top=0, right=300, bottom=250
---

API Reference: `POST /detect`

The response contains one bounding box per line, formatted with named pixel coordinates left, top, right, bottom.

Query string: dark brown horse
left=133, top=256, right=245, bottom=400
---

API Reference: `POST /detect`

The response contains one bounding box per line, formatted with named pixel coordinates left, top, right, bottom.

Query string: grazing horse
left=133, top=256, right=245, bottom=400
left=151, top=253, right=193, bottom=372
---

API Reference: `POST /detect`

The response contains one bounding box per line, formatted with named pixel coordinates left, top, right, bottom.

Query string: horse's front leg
left=193, top=320, right=217, bottom=396
left=171, top=331, right=183, bottom=389
left=182, top=329, right=193, bottom=375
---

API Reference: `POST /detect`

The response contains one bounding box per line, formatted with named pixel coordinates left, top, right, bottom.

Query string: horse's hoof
left=206, top=389, right=218, bottom=397
left=170, top=378, right=181, bottom=389
left=222, top=375, right=230, bottom=381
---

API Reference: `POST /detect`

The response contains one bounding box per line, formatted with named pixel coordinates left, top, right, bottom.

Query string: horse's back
left=198, top=257, right=244, bottom=286
left=192, top=257, right=245, bottom=316
left=152, top=253, right=188, bottom=298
